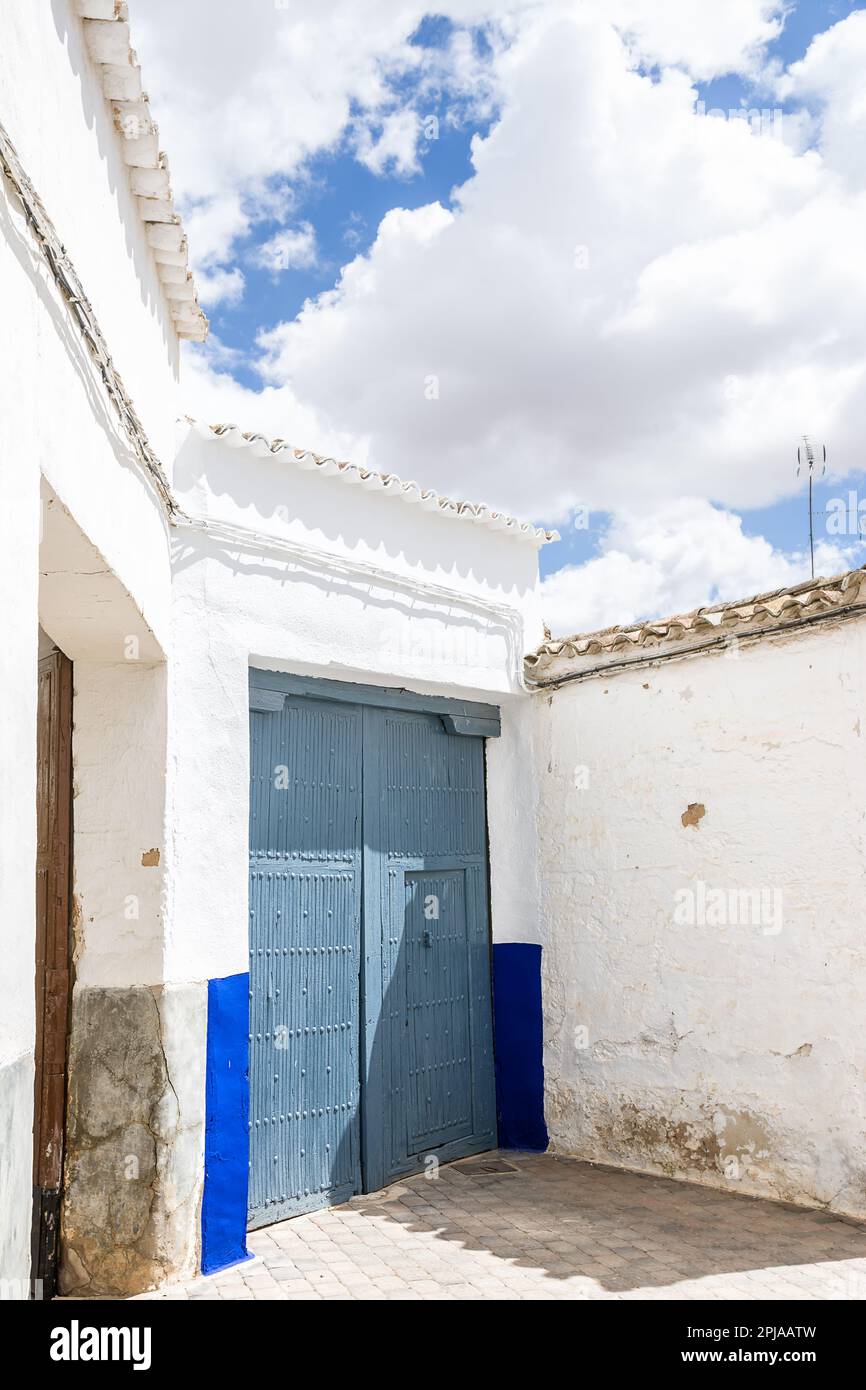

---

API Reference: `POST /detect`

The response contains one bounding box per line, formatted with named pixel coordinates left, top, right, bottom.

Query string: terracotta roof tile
left=527, top=567, right=866, bottom=678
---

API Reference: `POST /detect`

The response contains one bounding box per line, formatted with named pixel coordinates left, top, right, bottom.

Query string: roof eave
left=77, top=1, right=208, bottom=342
left=184, top=418, right=559, bottom=547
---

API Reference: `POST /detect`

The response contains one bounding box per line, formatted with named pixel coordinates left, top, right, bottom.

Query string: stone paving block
left=129, top=1150, right=866, bottom=1303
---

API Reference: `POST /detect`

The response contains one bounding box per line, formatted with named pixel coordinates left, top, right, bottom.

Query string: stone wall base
left=60, top=983, right=206, bottom=1297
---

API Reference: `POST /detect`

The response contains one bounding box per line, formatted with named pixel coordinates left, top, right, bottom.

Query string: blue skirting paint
left=492, top=942, right=548, bottom=1152
left=201, top=972, right=252, bottom=1275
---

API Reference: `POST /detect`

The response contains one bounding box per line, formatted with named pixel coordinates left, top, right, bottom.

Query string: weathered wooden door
left=247, top=692, right=363, bottom=1226
left=248, top=675, right=496, bottom=1224
left=31, top=649, right=73, bottom=1299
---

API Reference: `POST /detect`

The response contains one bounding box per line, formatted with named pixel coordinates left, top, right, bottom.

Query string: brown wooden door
left=31, top=649, right=72, bottom=1300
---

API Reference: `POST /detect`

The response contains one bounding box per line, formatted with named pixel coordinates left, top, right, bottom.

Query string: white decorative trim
left=187, top=419, right=559, bottom=547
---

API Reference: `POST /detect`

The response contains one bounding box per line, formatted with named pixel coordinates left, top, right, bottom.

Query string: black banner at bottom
left=3, top=1296, right=861, bottom=1375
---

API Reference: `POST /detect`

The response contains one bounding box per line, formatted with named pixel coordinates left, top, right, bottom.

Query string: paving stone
left=129, top=1150, right=866, bottom=1303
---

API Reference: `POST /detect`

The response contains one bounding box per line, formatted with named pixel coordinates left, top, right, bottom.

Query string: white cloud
left=181, top=192, right=251, bottom=271
left=130, top=1, right=866, bottom=628
left=131, top=0, right=518, bottom=291
left=610, top=0, right=789, bottom=82
left=252, top=224, right=319, bottom=275
left=539, top=499, right=862, bottom=636
left=354, top=108, right=422, bottom=177
left=195, top=265, right=245, bottom=308
left=181, top=345, right=368, bottom=466
left=240, top=6, right=866, bottom=526
left=777, top=11, right=866, bottom=187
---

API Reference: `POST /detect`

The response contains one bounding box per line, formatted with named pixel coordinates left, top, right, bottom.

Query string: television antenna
left=796, top=435, right=826, bottom=579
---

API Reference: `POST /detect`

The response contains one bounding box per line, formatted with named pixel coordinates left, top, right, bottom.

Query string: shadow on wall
left=171, top=527, right=528, bottom=696
left=0, top=186, right=163, bottom=515
left=171, top=428, right=542, bottom=596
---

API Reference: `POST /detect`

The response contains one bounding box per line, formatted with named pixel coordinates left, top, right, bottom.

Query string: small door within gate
left=248, top=676, right=497, bottom=1227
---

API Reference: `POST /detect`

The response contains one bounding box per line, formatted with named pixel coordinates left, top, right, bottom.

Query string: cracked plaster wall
left=535, top=621, right=866, bottom=1218
left=1, top=0, right=181, bottom=1293
left=60, top=983, right=204, bottom=1296
left=60, top=661, right=206, bottom=1296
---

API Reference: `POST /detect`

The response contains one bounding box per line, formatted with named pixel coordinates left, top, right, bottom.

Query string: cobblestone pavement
left=134, top=1152, right=866, bottom=1301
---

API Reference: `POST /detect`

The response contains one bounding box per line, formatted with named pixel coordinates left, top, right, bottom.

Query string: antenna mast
left=796, top=436, right=827, bottom=580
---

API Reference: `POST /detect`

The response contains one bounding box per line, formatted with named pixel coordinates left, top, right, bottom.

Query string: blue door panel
left=248, top=696, right=362, bottom=1226
left=364, top=708, right=497, bottom=1189
left=249, top=682, right=496, bottom=1220
left=403, top=869, right=473, bottom=1152
left=377, top=711, right=485, bottom=859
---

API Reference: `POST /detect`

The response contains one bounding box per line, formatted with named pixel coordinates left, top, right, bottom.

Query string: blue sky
left=200, top=15, right=494, bottom=388
left=135, top=0, right=866, bottom=631
left=205, top=4, right=864, bottom=357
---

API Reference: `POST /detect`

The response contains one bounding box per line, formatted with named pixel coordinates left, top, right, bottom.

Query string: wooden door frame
left=31, top=648, right=73, bottom=1300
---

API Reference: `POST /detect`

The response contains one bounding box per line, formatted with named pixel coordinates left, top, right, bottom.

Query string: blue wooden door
left=248, top=678, right=496, bottom=1222
left=248, top=692, right=363, bottom=1226
left=362, top=708, right=496, bottom=1189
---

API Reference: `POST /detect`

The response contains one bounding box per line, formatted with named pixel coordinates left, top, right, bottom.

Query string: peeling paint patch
left=140, top=848, right=160, bottom=866
left=773, top=1042, right=813, bottom=1059
left=578, top=1095, right=779, bottom=1193
left=681, top=802, right=706, bottom=829
left=70, top=894, right=84, bottom=970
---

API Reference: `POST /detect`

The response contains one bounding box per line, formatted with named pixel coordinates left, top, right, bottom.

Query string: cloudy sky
left=132, top=0, right=866, bottom=634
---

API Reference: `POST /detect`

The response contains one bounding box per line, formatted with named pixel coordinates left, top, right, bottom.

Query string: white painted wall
left=0, top=275, right=39, bottom=1291
left=0, top=0, right=181, bottom=1289
left=72, top=661, right=169, bottom=990
left=168, top=423, right=547, bottom=987
left=0, top=0, right=178, bottom=654
left=535, top=618, right=866, bottom=1218
left=0, top=0, right=179, bottom=456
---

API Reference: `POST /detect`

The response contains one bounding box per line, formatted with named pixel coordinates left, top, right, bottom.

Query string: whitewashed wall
left=169, top=422, right=546, bottom=986
left=0, top=333, right=39, bottom=1295
left=534, top=617, right=866, bottom=1219
left=0, top=1, right=179, bottom=1291
left=0, top=0, right=178, bottom=653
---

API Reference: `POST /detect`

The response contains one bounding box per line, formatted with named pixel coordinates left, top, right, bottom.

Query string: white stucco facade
left=0, top=0, right=183, bottom=1293
left=168, top=421, right=546, bottom=988
left=0, top=1, right=179, bottom=650
left=533, top=613, right=866, bottom=1219
left=5, top=0, right=866, bottom=1306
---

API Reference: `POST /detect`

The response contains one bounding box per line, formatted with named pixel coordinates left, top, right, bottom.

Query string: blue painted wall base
left=492, top=942, right=548, bottom=1151
left=201, top=972, right=253, bottom=1275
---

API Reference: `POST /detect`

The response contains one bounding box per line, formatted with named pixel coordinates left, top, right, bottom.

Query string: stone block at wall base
left=60, top=982, right=206, bottom=1298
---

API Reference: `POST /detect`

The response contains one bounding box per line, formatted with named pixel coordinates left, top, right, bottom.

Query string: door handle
left=422, top=929, right=433, bottom=948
